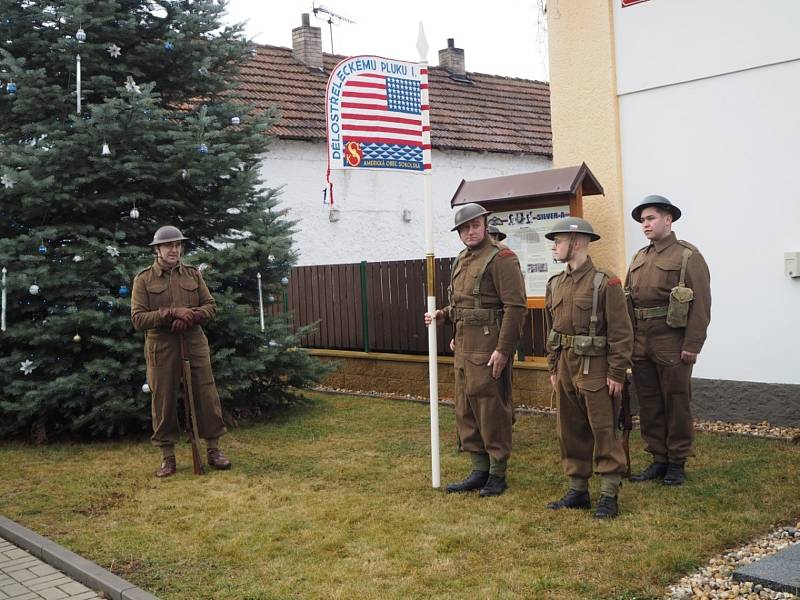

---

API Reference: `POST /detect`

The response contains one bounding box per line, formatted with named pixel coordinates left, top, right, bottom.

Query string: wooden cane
left=180, top=334, right=204, bottom=475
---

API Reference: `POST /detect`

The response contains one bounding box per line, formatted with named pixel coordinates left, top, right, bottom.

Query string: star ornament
left=20, top=360, right=35, bottom=375
left=107, top=44, right=121, bottom=58
left=125, top=76, right=141, bottom=94
left=1, top=173, right=16, bottom=189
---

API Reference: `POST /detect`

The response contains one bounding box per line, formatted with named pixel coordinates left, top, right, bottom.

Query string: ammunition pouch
left=548, top=332, right=607, bottom=356
left=666, top=285, right=694, bottom=328
left=633, top=306, right=668, bottom=320
left=571, top=334, right=607, bottom=357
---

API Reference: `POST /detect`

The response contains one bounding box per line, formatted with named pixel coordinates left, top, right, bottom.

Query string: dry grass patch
left=1, top=393, right=798, bottom=599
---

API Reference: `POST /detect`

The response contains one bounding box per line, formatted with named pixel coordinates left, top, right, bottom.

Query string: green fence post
left=360, top=260, right=370, bottom=353
left=282, top=289, right=288, bottom=314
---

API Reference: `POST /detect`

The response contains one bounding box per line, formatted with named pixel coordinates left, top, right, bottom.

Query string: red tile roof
left=235, top=44, right=552, bottom=157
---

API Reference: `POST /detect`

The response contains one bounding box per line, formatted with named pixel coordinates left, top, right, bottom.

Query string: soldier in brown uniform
left=425, top=203, right=527, bottom=496
left=131, top=226, right=232, bottom=477
left=544, top=217, right=633, bottom=518
left=625, top=196, right=711, bottom=486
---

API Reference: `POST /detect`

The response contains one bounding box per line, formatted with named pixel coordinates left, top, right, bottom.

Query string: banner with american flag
left=326, top=55, right=430, bottom=173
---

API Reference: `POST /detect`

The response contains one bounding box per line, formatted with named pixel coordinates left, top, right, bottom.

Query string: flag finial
left=416, top=22, right=429, bottom=61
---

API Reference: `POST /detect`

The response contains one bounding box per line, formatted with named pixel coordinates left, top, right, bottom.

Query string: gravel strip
left=666, top=524, right=800, bottom=599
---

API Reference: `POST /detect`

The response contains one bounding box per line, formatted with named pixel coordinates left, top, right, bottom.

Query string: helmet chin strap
left=557, top=233, right=577, bottom=263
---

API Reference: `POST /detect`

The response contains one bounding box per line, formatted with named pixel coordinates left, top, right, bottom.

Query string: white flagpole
left=76, top=54, right=81, bottom=114
left=256, top=272, right=265, bottom=332
left=418, top=22, right=440, bottom=489
left=1, top=266, right=7, bottom=332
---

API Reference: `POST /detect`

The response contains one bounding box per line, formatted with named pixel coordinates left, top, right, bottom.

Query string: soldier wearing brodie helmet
left=131, top=226, right=231, bottom=477
left=625, top=195, right=711, bottom=486
left=425, top=203, right=526, bottom=496
left=544, top=217, right=633, bottom=518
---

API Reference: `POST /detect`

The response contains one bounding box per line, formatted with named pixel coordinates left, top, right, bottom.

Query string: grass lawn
left=1, top=392, right=798, bottom=600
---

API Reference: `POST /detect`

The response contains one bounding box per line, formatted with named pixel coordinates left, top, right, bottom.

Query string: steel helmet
left=544, top=217, right=600, bottom=242
left=149, top=225, right=189, bottom=246
left=487, top=225, right=507, bottom=241
left=631, top=195, right=681, bottom=222
left=451, top=203, right=490, bottom=231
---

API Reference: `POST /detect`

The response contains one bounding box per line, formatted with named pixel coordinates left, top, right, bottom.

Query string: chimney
left=292, top=13, right=322, bottom=70
left=439, top=38, right=466, bottom=77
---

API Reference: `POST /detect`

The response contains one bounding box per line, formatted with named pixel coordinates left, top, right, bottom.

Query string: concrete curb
left=0, top=515, right=160, bottom=600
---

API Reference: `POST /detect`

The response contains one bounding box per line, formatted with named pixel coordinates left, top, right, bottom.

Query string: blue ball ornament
left=118, top=285, right=130, bottom=297
left=7, top=82, right=17, bottom=95
left=38, top=243, right=47, bottom=255
left=198, top=143, right=209, bottom=154
left=164, top=40, right=174, bottom=51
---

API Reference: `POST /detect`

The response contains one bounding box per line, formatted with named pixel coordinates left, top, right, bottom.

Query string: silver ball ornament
left=29, top=284, right=40, bottom=295
left=230, top=116, right=240, bottom=125
left=142, top=382, right=151, bottom=393
left=129, top=207, right=140, bottom=219
left=73, top=333, right=81, bottom=343
left=76, top=27, right=86, bottom=42
left=280, top=276, right=289, bottom=286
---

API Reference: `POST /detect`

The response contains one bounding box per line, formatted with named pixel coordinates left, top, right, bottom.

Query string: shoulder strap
left=471, top=247, right=501, bottom=308
left=590, top=271, right=605, bottom=337
left=679, top=247, right=693, bottom=286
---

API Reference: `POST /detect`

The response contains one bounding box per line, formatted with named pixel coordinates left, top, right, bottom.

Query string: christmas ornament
left=268, top=254, right=275, bottom=262
left=20, top=360, right=36, bottom=375
left=106, top=245, right=120, bottom=257
left=38, top=242, right=47, bottom=255
left=230, top=116, right=240, bottom=125
left=125, top=76, right=141, bottom=94
left=198, top=143, right=208, bottom=154
left=73, top=333, right=81, bottom=343
left=198, top=66, right=209, bottom=76
left=75, top=27, right=86, bottom=42
left=1, top=173, right=16, bottom=189
left=29, top=284, right=40, bottom=295
left=180, top=169, right=190, bottom=180
left=164, top=41, right=174, bottom=51
left=107, top=43, right=121, bottom=58
left=281, top=276, right=289, bottom=286
left=267, top=294, right=276, bottom=303
left=6, top=81, right=16, bottom=95
left=73, top=255, right=83, bottom=262
left=268, top=340, right=279, bottom=348
left=142, top=382, right=151, bottom=393
left=129, top=206, right=139, bottom=219
left=118, top=285, right=130, bottom=297
left=101, top=142, right=111, bottom=156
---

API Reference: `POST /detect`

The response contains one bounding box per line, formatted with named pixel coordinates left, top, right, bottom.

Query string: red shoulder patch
left=607, top=277, right=621, bottom=287
left=497, top=248, right=516, bottom=258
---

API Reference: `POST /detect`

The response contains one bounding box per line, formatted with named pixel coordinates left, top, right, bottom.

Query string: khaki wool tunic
left=545, top=257, right=632, bottom=478
left=444, top=237, right=527, bottom=463
left=625, top=231, right=711, bottom=463
left=131, top=260, right=226, bottom=447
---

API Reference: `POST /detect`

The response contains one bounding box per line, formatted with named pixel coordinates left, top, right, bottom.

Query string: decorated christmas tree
left=0, top=0, right=325, bottom=441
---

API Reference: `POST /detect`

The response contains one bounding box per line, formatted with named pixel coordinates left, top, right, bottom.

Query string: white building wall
left=260, top=140, right=551, bottom=266
left=614, top=1, right=800, bottom=385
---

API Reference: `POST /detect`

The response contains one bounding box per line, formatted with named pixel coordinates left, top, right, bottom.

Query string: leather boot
left=629, top=461, right=668, bottom=482
left=207, top=448, right=232, bottom=470
left=479, top=474, right=508, bottom=497
left=662, top=462, right=685, bottom=486
left=446, top=470, right=489, bottom=493
left=156, top=455, right=176, bottom=478
left=593, top=495, right=619, bottom=519
left=546, top=488, right=591, bottom=510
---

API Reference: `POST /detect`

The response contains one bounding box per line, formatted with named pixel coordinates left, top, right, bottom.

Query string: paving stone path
left=0, top=537, right=102, bottom=600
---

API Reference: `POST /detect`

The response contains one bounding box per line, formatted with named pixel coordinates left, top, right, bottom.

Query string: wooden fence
left=272, top=258, right=548, bottom=358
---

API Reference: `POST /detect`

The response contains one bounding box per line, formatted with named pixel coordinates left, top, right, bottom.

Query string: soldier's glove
left=172, top=307, right=194, bottom=324
left=191, top=309, right=205, bottom=325
left=170, top=318, right=190, bottom=333
left=158, top=306, right=175, bottom=322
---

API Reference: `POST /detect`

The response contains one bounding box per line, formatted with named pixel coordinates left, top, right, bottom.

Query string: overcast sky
left=222, top=0, right=549, bottom=81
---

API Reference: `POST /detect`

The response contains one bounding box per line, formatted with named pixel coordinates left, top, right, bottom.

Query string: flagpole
left=418, top=22, right=440, bottom=489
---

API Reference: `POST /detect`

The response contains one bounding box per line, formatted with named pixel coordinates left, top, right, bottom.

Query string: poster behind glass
left=488, top=206, right=570, bottom=297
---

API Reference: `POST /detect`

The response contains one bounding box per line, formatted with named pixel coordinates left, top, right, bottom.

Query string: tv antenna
left=311, top=3, right=355, bottom=54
